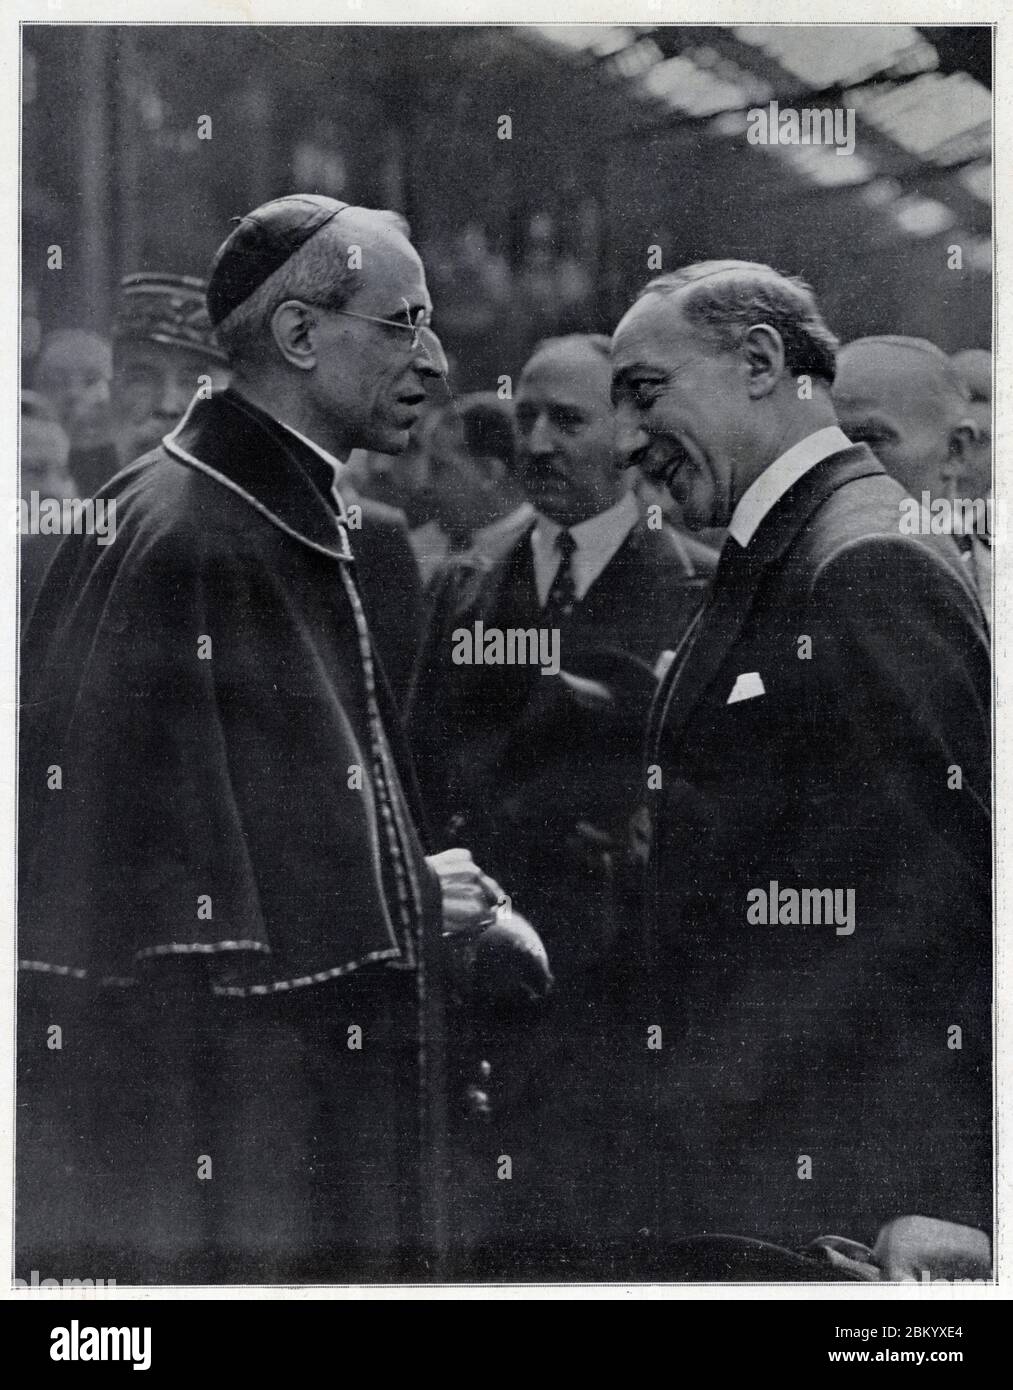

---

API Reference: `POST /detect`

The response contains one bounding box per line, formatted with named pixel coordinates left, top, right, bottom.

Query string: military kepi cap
left=115, top=272, right=227, bottom=365
left=206, top=194, right=351, bottom=327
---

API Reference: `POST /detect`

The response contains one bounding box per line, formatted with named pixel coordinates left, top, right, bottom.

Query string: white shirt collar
left=531, top=489, right=639, bottom=606
left=729, top=426, right=853, bottom=548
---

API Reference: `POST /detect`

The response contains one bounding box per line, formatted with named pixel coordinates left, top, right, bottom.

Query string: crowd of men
left=17, top=194, right=992, bottom=1285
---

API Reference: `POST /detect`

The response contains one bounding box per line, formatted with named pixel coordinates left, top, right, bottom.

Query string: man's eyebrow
left=612, top=363, right=664, bottom=385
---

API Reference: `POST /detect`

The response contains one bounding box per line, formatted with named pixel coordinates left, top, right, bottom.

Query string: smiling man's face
left=611, top=294, right=754, bottom=530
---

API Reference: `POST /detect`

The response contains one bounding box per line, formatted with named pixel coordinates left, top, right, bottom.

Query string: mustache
left=520, top=457, right=570, bottom=482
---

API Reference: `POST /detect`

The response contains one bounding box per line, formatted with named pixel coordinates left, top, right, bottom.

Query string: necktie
left=646, top=539, right=750, bottom=764
left=546, top=529, right=577, bottom=618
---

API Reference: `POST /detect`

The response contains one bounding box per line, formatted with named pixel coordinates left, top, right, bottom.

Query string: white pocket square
left=726, top=671, right=765, bottom=704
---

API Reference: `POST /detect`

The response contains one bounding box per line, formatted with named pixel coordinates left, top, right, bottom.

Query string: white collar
left=729, top=425, right=853, bottom=548
left=530, top=490, right=639, bottom=605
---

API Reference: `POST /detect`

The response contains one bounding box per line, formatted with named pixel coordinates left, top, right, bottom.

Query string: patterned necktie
left=546, top=528, right=578, bottom=618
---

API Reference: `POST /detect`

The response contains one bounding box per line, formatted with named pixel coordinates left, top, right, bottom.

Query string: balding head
left=523, top=333, right=612, bottom=377
left=833, top=336, right=976, bottom=500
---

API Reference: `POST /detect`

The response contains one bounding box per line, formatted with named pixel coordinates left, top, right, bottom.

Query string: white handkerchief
left=726, top=671, right=765, bottom=704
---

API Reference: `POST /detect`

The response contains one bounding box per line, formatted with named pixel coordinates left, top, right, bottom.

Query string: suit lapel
left=655, top=445, right=884, bottom=750
left=650, top=542, right=760, bottom=756
left=483, top=527, right=540, bottom=626
left=576, top=520, right=644, bottom=623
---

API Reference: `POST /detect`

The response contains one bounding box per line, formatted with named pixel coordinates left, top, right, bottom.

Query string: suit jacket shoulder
left=786, top=462, right=977, bottom=606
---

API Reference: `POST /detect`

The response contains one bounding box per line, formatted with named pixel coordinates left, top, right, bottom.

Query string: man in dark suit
left=408, top=334, right=715, bottom=1273
left=610, top=260, right=991, bottom=1281
left=410, top=333, right=716, bottom=977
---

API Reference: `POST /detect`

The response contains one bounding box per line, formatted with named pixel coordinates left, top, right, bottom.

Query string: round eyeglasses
left=330, top=297, right=433, bottom=351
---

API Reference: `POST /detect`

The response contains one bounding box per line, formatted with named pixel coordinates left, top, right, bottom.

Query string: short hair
left=526, top=333, right=612, bottom=367
left=433, top=392, right=516, bottom=473
left=215, top=209, right=409, bottom=368
left=841, top=335, right=971, bottom=412
left=637, top=260, right=839, bottom=385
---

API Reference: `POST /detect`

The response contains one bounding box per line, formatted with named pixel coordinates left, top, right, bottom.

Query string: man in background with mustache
left=409, top=332, right=714, bottom=1273
left=611, top=259, right=991, bottom=1282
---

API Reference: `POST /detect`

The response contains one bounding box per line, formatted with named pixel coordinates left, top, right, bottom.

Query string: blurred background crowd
left=17, top=22, right=994, bottom=1279
left=20, top=23, right=992, bottom=602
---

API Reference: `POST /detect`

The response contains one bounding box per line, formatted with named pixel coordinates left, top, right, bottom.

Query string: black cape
left=17, top=388, right=445, bottom=1281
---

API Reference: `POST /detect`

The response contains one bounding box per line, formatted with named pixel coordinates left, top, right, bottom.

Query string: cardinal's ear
left=270, top=300, right=318, bottom=371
